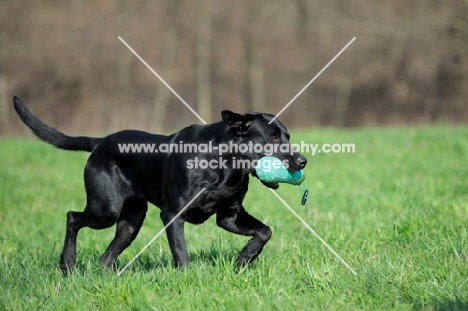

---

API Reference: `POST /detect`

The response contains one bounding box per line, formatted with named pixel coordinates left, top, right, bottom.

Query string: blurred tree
left=152, top=0, right=181, bottom=132
left=0, top=1, right=8, bottom=134
left=333, top=76, right=352, bottom=126
left=117, top=0, right=133, bottom=128
left=197, top=0, right=212, bottom=122
left=247, top=0, right=265, bottom=112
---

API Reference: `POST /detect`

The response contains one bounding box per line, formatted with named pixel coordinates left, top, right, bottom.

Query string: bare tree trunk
left=332, top=77, right=352, bottom=126
left=197, top=0, right=212, bottom=123
left=247, top=0, right=265, bottom=112
left=0, top=2, right=8, bottom=134
left=0, top=0, right=11, bottom=134
left=117, top=0, right=132, bottom=128
left=0, top=76, right=8, bottom=134
left=152, top=0, right=180, bottom=133
left=295, top=0, right=308, bottom=44
left=295, top=0, right=311, bottom=125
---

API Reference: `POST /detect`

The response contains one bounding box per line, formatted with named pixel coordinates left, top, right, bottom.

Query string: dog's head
left=222, top=110, right=307, bottom=189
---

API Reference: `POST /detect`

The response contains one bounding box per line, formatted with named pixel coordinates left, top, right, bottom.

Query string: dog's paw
left=59, top=262, right=74, bottom=276
left=59, top=254, right=76, bottom=275
left=235, top=256, right=250, bottom=269
left=99, top=254, right=116, bottom=270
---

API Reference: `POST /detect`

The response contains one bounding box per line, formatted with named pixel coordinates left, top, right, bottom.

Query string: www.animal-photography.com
left=1, top=1, right=467, bottom=310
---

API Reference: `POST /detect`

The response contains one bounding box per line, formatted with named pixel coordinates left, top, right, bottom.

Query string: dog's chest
left=184, top=182, right=247, bottom=225
left=184, top=201, right=217, bottom=224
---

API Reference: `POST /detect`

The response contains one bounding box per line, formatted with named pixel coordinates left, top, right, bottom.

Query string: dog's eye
left=271, top=136, right=278, bottom=142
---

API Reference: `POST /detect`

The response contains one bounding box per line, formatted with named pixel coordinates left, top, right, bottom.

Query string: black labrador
left=13, top=96, right=307, bottom=273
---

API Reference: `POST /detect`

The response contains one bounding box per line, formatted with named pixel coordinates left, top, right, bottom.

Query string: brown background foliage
left=1, top=0, right=467, bottom=135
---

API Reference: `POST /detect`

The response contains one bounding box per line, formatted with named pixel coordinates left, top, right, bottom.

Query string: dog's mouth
left=261, top=181, right=279, bottom=189
left=251, top=170, right=279, bottom=189
left=275, top=157, right=305, bottom=172
left=287, top=165, right=303, bottom=172
left=251, top=154, right=306, bottom=189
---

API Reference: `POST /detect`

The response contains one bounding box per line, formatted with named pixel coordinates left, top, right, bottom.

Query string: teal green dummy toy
left=255, top=156, right=308, bottom=205
left=255, top=156, right=305, bottom=185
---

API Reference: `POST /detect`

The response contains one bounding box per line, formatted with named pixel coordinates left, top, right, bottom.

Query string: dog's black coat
left=13, top=96, right=307, bottom=273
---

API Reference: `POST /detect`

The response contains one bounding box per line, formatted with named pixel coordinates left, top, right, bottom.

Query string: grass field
left=1, top=126, right=467, bottom=310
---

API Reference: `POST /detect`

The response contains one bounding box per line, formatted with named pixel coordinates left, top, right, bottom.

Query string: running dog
left=13, top=96, right=307, bottom=273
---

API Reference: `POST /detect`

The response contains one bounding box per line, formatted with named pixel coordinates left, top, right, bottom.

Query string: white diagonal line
left=118, top=36, right=207, bottom=125
left=269, top=188, right=357, bottom=275
left=117, top=188, right=207, bottom=276
left=268, top=37, right=356, bottom=124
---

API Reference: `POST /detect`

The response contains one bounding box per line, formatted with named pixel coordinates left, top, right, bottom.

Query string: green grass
left=1, top=126, right=467, bottom=310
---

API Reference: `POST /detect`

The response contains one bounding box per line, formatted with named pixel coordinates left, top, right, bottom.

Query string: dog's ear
left=222, top=110, right=256, bottom=134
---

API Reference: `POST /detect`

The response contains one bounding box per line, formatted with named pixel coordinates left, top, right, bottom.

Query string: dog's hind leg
left=59, top=172, right=127, bottom=273
left=216, top=208, right=272, bottom=266
left=59, top=155, right=138, bottom=274
left=59, top=206, right=119, bottom=274
left=99, top=197, right=148, bottom=269
left=59, top=211, right=87, bottom=274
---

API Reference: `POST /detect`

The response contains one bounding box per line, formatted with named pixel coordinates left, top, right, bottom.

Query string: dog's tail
left=13, top=96, right=102, bottom=152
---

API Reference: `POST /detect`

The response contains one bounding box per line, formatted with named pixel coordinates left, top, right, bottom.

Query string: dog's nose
left=295, top=155, right=307, bottom=168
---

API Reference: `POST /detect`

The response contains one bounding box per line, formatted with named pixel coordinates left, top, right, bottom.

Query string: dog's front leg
left=217, top=208, right=272, bottom=266
left=160, top=210, right=189, bottom=268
